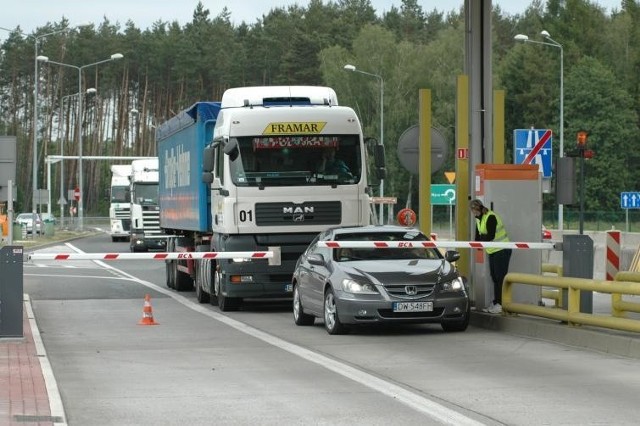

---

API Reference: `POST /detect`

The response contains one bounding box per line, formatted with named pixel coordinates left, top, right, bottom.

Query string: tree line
left=1, top=0, right=639, bottom=221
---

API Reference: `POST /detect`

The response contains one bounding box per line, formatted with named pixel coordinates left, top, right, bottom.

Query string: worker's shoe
left=485, top=303, right=502, bottom=314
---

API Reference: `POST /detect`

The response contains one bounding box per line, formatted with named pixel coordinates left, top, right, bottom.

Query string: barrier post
left=562, top=234, right=593, bottom=313
left=0, top=246, right=23, bottom=337
left=606, top=230, right=621, bottom=281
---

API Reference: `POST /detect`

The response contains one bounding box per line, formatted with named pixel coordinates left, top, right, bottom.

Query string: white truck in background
left=109, top=164, right=132, bottom=242
left=129, top=158, right=167, bottom=252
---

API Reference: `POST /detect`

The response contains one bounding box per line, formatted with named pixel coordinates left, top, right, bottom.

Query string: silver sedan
left=292, top=225, right=470, bottom=335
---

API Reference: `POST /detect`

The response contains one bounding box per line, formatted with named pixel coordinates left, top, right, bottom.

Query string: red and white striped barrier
left=318, top=241, right=555, bottom=250
left=27, top=251, right=273, bottom=261
left=606, top=230, right=621, bottom=281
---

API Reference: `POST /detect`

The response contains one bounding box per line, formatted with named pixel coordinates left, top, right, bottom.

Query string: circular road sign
left=397, top=125, right=448, bottom=175
left=73, top=187, right=80, bottom=201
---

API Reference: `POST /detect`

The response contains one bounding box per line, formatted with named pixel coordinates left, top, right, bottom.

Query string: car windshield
left=333, top=231, right=442, bottom=261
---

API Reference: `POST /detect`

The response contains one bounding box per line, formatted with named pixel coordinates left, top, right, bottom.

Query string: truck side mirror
left=224, top=138, right=239, bottom=162
left=203, top=145, right=215, bottom=172
left=373, top=144, right=385, bottom=169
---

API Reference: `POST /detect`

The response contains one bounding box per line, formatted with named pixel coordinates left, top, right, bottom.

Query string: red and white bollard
left=606, top=229, right=621, bottom=281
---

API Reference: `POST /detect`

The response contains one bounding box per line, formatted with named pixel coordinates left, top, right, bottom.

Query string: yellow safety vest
left=476, top=210, right=509, bottom=254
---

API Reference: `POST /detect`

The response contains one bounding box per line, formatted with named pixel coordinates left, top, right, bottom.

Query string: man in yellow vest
left=470, top=199, right=512, bottom=314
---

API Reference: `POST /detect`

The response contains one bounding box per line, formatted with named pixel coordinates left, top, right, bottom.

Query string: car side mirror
left=445, top=250, right=460, bottom=263
left=307, top=253, right=325, bottom=266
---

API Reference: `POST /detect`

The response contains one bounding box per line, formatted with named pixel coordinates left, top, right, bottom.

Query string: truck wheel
left=166, top=261, right=176, bottom=289
left=174, top=268, right=193, bottom=292
left=165, top=238, right=176, bottom=289
left=209, top=266, right=221, bottom=306
left=194, top=246, right=210, bottom=304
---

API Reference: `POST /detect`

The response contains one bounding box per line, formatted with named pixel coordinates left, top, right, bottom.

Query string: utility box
left=0, top=246, right=23, bottom=338
left=472, top=164, right=542, bottom=309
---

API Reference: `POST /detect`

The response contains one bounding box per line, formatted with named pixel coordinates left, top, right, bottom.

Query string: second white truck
left=109, top=164, right=132, bottom=242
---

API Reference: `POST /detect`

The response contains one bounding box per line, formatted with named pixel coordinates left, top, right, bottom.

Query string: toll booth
left=472, top=164, right=542, bottom=309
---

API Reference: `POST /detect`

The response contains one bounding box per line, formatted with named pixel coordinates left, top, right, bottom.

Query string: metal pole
left=77, top=67, right=84, bottom=230
left=33, top=37, right=39, bottom=237
left=579, top=154, right=585, bottom=235
left=379, top=75, right=384, bottom=224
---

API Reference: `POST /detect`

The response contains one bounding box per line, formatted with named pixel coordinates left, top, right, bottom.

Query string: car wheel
left=324, top=287, right=348, bottom=335
left=293, top=285, right=314, bottom=326
left=441, top=303, right=470, bottom=332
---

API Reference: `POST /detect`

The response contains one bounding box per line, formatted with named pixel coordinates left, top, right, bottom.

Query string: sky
left=0, top=0, right=626, bottom=35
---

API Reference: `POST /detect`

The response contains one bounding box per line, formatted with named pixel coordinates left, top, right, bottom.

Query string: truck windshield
left=111, top=186, right=130, bottom=203
left=133, top=183, right=158, bottom=205
left=229, top=135, right=361, bottom=187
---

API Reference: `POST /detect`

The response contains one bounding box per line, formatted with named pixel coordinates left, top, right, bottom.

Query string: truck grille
left=255, top=201, right=341, bottom=226
left=142, top=206, right=162, bottom=236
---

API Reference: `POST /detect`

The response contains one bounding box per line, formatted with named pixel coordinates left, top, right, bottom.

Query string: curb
left=470, top=311, right=640, bottom=359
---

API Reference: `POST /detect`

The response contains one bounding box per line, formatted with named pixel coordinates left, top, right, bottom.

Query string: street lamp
left=515, top=31, right=564, bottom=232
left=32, top=25, right=86, bottom=236
left=343, top=64, right=385, bottom=223
left=53, top=88, right=96, bottom=225
left=37, top=53, right=124, bottom=230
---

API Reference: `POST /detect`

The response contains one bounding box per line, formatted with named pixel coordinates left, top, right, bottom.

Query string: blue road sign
left=621, top=192, right=640, bottom=209
left=514, top=129, right=553, bottom=178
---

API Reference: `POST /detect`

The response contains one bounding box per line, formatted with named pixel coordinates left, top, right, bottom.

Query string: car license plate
left=284, top=284, right=293, bottom=292
left=393, top=301, right=433, bottom=312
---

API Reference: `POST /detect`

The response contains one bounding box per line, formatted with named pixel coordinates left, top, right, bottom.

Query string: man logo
left=284, top=205, right=314, bottom=222
left=405, top=286, right=418, bottom=296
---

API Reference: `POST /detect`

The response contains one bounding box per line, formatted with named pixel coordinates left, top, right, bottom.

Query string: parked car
left=542, top=225, right=552, bottom=240
left=41, top=213, right=57, bottom=224
left=15, top=213, right=43, bottom=234
left=291, top=225, right=470, bottom=335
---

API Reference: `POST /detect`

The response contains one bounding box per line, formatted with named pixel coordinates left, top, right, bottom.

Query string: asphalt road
left=23, top=233, right=640, bottom=425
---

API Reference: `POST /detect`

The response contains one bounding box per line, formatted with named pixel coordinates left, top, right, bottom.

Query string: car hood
left=338, top=259, right=457, bottom=284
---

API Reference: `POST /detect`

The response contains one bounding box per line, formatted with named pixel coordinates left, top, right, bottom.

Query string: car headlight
left=341, top=279, right=378, bottom=294
left=441, top=277, right=465, bottom=292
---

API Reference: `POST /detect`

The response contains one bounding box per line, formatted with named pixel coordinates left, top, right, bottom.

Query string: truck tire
left=209, top=265, right=221, bottom=306
left=165, top=238, right=176, bottom=289
left=194, top=246, right=210, bottom=304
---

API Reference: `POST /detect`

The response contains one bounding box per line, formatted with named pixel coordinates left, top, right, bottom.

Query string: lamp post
left=55, top=89, right=96, bottom=225
left=37, top=53, right=123, bottom=230
left=343, top=64, right=384, bottom=223
left=514, top=31, right=564, bottom=232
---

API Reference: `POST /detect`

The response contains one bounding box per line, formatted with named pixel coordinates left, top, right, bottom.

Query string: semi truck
left=109, top=164, right=132, bottom=242
left=129, top=158, right=167, bottom=252
left=157, top=86, right=383, bottom=310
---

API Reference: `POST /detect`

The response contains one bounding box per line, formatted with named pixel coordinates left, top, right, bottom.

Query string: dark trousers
left=488, top=249, right=512, bottom=305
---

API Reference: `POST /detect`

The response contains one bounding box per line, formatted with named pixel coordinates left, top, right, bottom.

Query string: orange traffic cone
left=138, top=294, right=159, bottom=325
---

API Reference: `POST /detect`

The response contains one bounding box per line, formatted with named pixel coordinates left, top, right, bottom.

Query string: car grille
left=377, top=307, right=444, bottom=319
left=384, top=283, right=435, bottom=299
